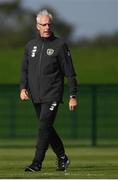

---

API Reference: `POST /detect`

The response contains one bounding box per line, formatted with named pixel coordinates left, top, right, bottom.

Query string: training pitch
left=0, top=146, right=118, bottom=178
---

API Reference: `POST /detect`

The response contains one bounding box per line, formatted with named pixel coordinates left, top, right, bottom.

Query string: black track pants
left=32, top=102, right=65, bottom=165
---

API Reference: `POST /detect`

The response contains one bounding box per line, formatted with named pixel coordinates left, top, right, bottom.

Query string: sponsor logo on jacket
left=31, top=46, right=37, bottom=57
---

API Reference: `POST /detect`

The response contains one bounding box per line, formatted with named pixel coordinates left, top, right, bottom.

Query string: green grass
left=0, top=146, right=118, bottom=178
left=0, top=47, right=118, bottom=83
left=0, top=48, right=23, bottom=84
left=72, top=47, right=118, bottom=84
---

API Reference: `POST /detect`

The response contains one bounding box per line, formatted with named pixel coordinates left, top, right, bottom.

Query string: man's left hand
left=69, top=98, right=78, bottom=111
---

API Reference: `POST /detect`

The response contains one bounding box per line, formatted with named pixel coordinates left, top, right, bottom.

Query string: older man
left=20, top=9, right=78, bottom=172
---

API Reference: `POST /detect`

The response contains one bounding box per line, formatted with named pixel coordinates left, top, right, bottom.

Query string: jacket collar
left=37, top=32, right=56, bottom=42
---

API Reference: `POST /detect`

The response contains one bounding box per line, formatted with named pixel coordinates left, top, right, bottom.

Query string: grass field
left=0, top=46, right=118, bottom=84
left=0, top=146, right=118, bottom=179
left=0, top=46, right=118, bottom=179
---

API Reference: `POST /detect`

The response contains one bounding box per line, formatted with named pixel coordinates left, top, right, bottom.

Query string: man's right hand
left=20, top=89, right=29, bottom=101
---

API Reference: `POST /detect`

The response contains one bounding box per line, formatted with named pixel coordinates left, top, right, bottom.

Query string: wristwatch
left=70, top=95, right=76, bottom=99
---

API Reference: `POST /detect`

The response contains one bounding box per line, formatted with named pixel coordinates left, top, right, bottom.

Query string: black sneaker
left=25, top=163, right=41, bottom=172
left=56, top=155, right=70, bottom=171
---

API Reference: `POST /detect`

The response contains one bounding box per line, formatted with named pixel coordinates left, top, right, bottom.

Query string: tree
left=0, top=0, right=34, bottom=47
left=0, top=2, right=74, bottom=47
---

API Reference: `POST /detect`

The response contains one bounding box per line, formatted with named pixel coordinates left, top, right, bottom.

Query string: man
left=20, top=9, right=78, bottom=172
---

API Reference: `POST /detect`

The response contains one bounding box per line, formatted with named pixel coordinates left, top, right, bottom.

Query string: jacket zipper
left=39, top=41, right=44, bottom=68
left=38, top=41, right=45, bottom=101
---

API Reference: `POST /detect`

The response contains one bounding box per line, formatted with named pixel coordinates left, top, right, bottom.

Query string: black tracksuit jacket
left=20, top=33, right=77, bottom=103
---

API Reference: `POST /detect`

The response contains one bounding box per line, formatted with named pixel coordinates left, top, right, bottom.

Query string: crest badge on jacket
left=47, top=49, right=54, bottom=56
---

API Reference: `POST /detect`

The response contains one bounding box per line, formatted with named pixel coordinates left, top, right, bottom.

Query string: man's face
left=36, top=15, right=52, bottom=38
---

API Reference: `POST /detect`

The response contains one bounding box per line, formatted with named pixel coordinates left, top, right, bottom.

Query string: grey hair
left=36, top=9, right=53, bottom=23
